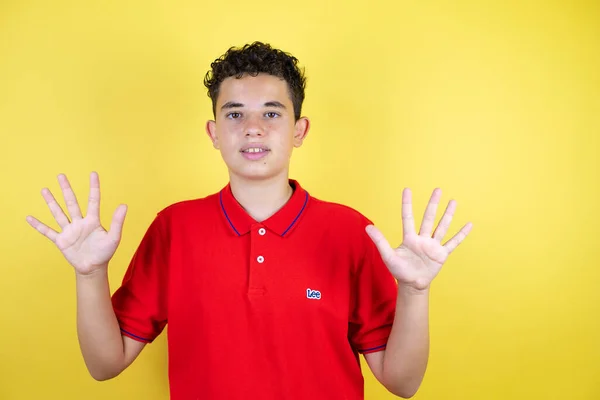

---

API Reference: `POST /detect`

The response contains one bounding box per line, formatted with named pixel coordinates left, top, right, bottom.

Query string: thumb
left=108, top=204, right=128, bottom=242
left=365, top=224, right=395, bottom=264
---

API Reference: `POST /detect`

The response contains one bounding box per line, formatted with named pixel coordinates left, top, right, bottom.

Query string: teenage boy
left=27, top=42, right=472, bottom=399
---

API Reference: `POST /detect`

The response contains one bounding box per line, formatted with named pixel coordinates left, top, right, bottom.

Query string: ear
left=206, top=120, right=219, bottom=149
left=293, top=117, right=310, bottom=148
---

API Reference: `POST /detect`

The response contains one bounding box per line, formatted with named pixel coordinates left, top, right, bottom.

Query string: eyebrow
left=264, top=101, right=286, bottom=109
left=220, top=101, right=287, bottom=110
left=221, top=102, right=243, bottom=110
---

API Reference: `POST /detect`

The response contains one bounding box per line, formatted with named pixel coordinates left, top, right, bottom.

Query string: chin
left=230, top=165, right=287, bottom=182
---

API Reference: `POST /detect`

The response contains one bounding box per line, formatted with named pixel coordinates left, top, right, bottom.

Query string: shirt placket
left=248, top=223, right=268, bottom=296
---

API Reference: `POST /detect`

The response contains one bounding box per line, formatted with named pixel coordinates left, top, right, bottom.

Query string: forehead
left=217, top=74, right=292, bottom=107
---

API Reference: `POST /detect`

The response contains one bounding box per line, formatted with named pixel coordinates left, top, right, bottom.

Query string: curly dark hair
left=204, top=42, right=306, bottom=121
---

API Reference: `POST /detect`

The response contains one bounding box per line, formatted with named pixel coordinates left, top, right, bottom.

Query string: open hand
left=366, top=188, right=472, bottom=292
left=26, top=172, right=127, bottom=275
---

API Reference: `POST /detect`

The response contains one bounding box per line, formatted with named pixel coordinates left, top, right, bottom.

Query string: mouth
left=240, top=146, right=270, bottom=160
left=240, top=146, right=270, bottom=154
left=240, top=146, right=270, bottom=153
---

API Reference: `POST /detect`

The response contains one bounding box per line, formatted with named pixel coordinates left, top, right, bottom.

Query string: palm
left=27, top=172, right=127, bottom=275
left=366, top=188, right=472, bottom=291
left=56, top=217, right=119, bottom=274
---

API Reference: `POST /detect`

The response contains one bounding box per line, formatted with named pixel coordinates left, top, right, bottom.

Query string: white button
left=257, top=256, right=265, bottom=263
left=258, top=228, right=266, bottom=235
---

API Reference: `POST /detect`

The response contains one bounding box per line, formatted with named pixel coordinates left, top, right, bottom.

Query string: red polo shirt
left=111, top=180, right=398, bottom=399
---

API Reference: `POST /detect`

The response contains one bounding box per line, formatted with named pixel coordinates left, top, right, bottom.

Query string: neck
left=229, top=172, right=294, bottom=222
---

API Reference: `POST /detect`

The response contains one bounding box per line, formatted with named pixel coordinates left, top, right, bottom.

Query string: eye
left=265, top=112, right=280, bottom=119
left=226, top=112, right=242, bottom=119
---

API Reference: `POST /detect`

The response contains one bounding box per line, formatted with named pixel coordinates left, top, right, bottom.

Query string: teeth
left=244, top=148, right=266, bottom=153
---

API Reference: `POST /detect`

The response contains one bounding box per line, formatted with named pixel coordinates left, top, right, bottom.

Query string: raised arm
left=26, top=172, right=145, bottom=380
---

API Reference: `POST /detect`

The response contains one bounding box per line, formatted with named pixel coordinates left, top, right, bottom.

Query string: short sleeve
left=348, top=221, right=398, bottom=354
left=111, top=212, right=169, bottom=343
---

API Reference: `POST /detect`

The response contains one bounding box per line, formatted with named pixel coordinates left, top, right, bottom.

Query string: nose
left=244, top=115, right=265, bottom=137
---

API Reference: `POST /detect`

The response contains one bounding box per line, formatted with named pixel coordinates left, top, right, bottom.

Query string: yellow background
left=1, top=0, right=598, bottom=399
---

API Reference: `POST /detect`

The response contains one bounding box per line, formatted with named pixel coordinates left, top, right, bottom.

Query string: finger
left=443, top=222, right=473, bottom=253
left=108, top=204, right=128, bottom=242
left=433, top=199, right=457, bottom=241
left=87, top=172, right=101, bottom=219
left=402, top=188, right=416, bottom=236
left=41, top=187, right=70, bottom=228
left=26, top=215, right=59, bottom=243
left=419, top=188, right=442, bottom=237
left=58, top=174, right=83, bottom=220
left=365, top=224, right=395, bottom=264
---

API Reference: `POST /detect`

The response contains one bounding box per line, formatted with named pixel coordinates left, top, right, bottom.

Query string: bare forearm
left=75, top=266, right=125, bottom=380
left=382, top=287, right=430, bottom=397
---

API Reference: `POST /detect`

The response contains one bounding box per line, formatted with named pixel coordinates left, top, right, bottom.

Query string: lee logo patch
left=306, top=288, right=321, bottom=300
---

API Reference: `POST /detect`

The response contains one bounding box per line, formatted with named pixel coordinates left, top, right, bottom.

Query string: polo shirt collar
left=219, top=180, right=309, bottom=237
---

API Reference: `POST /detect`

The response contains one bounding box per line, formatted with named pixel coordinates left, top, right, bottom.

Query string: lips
left=240, top=145, right=270, bottom=153
left=240, top=144, right=270, bottom=160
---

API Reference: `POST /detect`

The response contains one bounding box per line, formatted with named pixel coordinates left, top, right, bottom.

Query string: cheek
left=273, top=132, right=294, bottom=150
left=218, top=129, right=238, bottom=147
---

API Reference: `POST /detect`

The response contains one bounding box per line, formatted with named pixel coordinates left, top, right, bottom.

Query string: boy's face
left=206, top=73, right=309, bottom=183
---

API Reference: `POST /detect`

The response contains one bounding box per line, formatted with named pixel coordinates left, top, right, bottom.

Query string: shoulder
left=154, top=191, right=220, bottom=222
left=306, top=195, right=381, bottom=270
left=308, top=195, right=374, bottom=230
